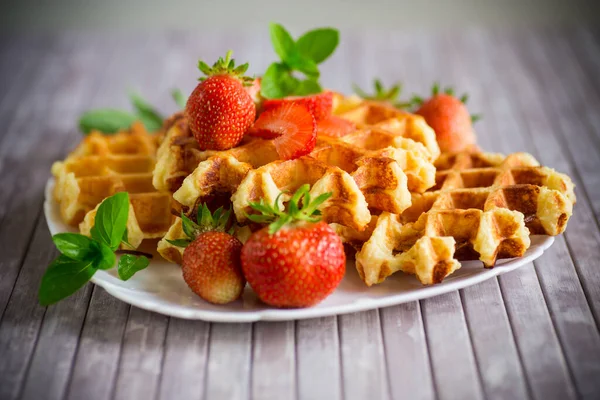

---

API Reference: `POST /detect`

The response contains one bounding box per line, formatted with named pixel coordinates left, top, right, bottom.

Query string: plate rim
left=44, top=178, right=555, bottom=322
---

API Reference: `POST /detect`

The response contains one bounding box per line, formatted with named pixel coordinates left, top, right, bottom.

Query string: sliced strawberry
left=250, top=103, right=316, bottom=160
left=317, top=116, right=356, bottom=138
left=263, top=91, right=333, bottom=121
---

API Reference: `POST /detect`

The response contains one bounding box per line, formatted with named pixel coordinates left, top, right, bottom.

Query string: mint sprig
left=261, top=23, right=339, bottom=99
left=78, top=88, right=188, bottom=135
left=38, top=192, right=151, bottom=306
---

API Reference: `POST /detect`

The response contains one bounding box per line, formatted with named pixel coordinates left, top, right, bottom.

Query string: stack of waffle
left=51, top=123, right=175, bottom=248
left=51, top=94, right=576, bottom=287
left=350, top=149, right=575, bottom=285
left=154, top=95, right=440, bottom=264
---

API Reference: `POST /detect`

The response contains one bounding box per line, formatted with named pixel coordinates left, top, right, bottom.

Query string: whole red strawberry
left=414, top=84, right=478, bottom=153
left=185, top=51, right=256, bottom=150
left=183, top=231, right=244, bottom=304
left=169, top=204, right=245, bottom=304
left=241, top=185, right=345, bottom=308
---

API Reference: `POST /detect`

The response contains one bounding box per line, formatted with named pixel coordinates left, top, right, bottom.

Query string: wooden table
left=0, top=27, right=599, bottom=400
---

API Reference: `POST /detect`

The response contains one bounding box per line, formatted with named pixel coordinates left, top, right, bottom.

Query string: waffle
left=154, top=97, right=439, bottom=263
left=51, top=123, right=175, bottom=248
left=352, top=150, right=576, bottom=286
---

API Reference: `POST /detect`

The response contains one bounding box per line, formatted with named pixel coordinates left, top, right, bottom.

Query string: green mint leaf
left=94, top=241, right=117, bottom=270
left=296, top=28, right=339, bottom=64
left=78, top=109, right=137, bottom=135
left=90, top=192, right=130, bottom=251
left=117, top=254, right=150, bottom=281
left=293, top=79, right=322, bottom=96
left=261, top=63, right=296, bottom=99
left=121, top=229, right=135, bottom=249
left=38, top=255, right=96, bottom=306
left=286, top=54, right=319, bottom=79
left=269, top=23, right=296, bottom=64
left=166, top=239, right=192, bottom=248
left=52, top=233, right=97, bottom=261
left=129, top=92, right=163, bottom=132
left=136, top=112, right=163, bottom=133
left=171, top=88, right=188, bottom=109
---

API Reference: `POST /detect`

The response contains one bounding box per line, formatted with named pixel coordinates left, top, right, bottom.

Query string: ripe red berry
left=182, top=231, right=245, bottom=304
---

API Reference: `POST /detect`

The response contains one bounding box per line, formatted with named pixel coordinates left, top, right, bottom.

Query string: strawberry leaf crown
left=167, top=204, right=233, bottom=248
left=246, top=184, right=333, bottom=235
left=197, top=50, right=255, bottom=86
left=353, top=79, right=402, bottom=104
left=399, top=82, right=482, bottom=122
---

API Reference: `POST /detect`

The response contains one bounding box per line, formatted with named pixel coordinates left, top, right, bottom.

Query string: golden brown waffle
left=352, top=150, right=576, bottom=286
left=154, top=97, right=439, bottom=263
left=332, top=93, right=440, bottom=161
left=52, top=123, right=175, bottom=248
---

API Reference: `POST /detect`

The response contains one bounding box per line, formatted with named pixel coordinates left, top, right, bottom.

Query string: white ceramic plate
left=44, top=179, right=554, bottom=322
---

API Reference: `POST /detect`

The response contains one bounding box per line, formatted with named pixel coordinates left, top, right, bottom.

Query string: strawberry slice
left=317, top=116, right=356, bottom=138
left=250, top=103, right=316, bottom=160
left=263, top=91, right=333, bottom=121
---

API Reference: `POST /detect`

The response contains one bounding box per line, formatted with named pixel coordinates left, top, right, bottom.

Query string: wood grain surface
left=0, top=27, right=599, bottom=400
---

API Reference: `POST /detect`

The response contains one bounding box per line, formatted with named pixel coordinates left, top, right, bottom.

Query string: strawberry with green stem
left=407, top=82, right=479, bottom=153
left=167, top=204, right=245, bottom=305
left=241, top=184, right=345, bottom=308
left=186, top=50, right=256, bottom=150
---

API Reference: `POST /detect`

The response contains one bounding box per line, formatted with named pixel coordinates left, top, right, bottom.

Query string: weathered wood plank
left=486, top=29, right=600, bottom=397
left=379, top=303, right=435, bottom=400
left=472, top=30, right=597, bottom=396
left=527, top=30, right=600, bottom=222
left=568, top=27, right=600, bottom=112
left=515, top=28, right=600, bottom=324
left=251, top=321, right=296, bottom=400
left=203, top=323, right=253, bottom=400
left=19, top=272, right=93, bottom=400
left=0, top=36, right=90, bottom=400
left=474, top=30, right=600, bottom=399
left=296, top=317, right=342, bottom=400
left=63, top=289, right=130, bottom=400
left=0, top=214, right=54, bottom=400
left=156, top=318, right=210, bottom=400
left=338, top=310, right=390, bottom=400
left=112, top=308, right=169, bottom=400
left=421, top=292, right=484, bottom=400
left=499, top=266, right=577, bottom=400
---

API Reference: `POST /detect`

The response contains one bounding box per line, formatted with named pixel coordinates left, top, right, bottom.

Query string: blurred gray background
left=1, top=0, right=599, bottom=32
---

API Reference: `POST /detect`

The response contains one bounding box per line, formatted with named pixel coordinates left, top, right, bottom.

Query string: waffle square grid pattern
left=50, top=94, right=575, bottom=286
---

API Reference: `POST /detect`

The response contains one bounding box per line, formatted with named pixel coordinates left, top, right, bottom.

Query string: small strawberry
left=411, top=83, right=479, bottom=153
left=317, top=115, right=356, bottom=138
left=263, top=91, right=333, bottom=121
left=168, top=204, right=245, bottom=304
left=185, top=51, right=256, bottom=151
left=241, top=185, right=345, bottom=308
left=249, top=103, right=317, bottom=160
